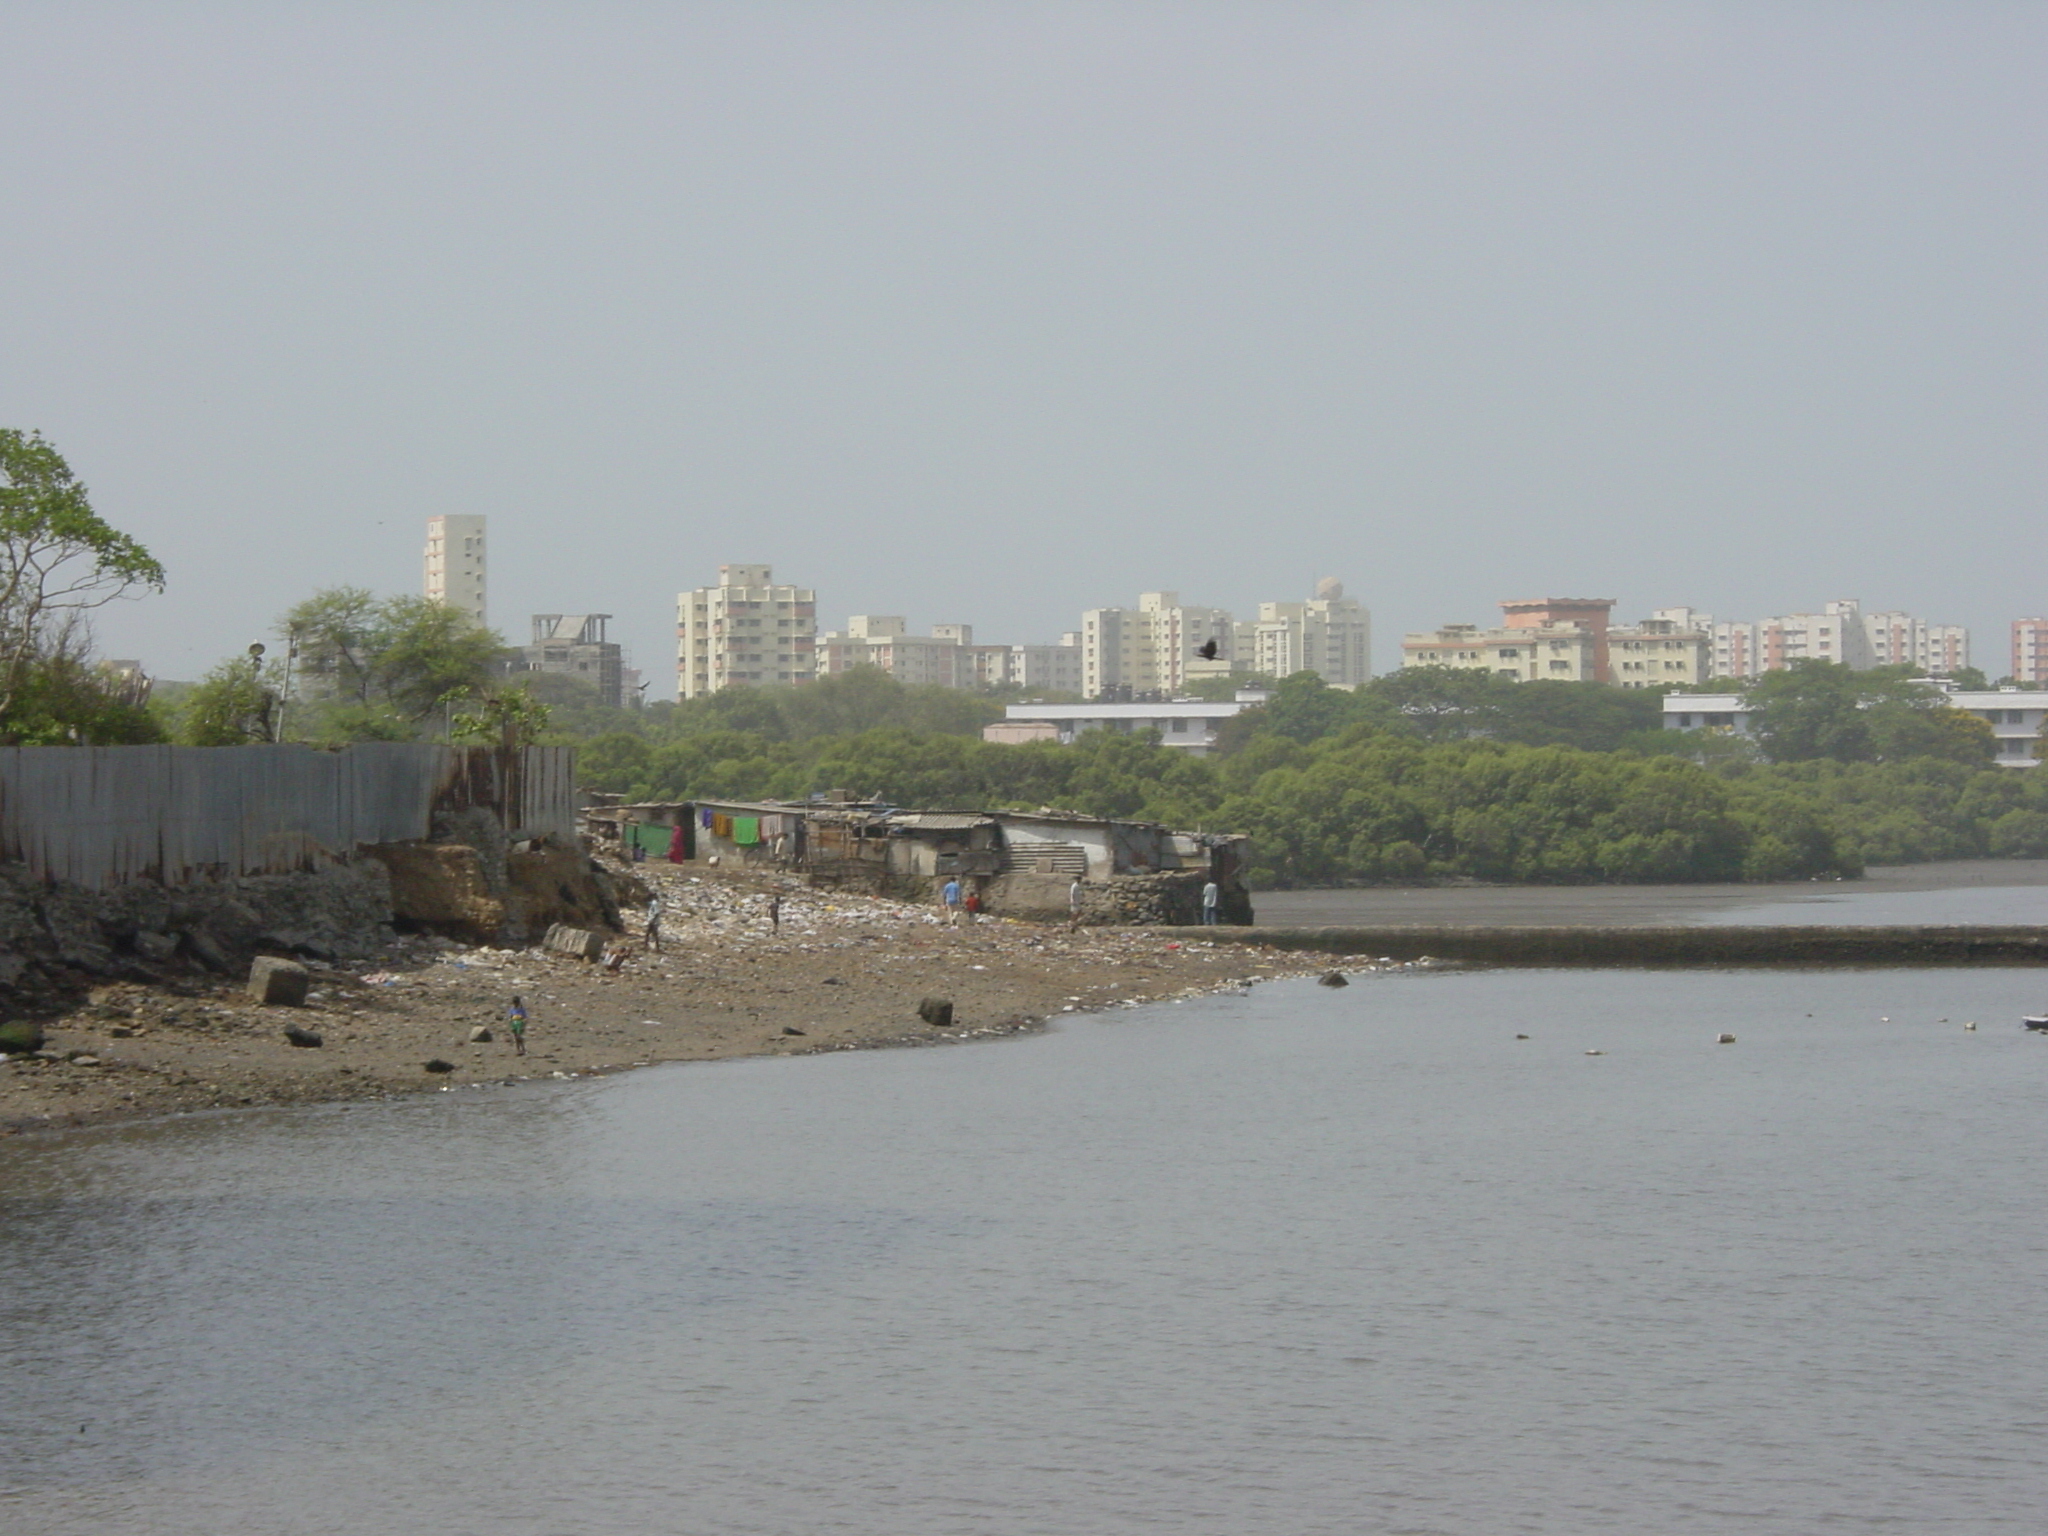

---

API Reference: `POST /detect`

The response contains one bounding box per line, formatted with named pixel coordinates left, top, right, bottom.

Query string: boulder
left=542, top=923, right=605, bottom=961
left=0, top=1019, right=45, bottom=1054
left=468, top=1025, right=494, bottom=1043
left=247, top=956, right=311, bottom=1007
left=423, top=1058, right=456, bottom=1074
left=1318, top=971, right=1349, bottom=988
left=282, top=1025, right=324, bottom=1048
left=183, top=929, right=234, bottom=973
left=132, top=931, right=180, bottom=963
left=917, top=996, right=954, bottom=1028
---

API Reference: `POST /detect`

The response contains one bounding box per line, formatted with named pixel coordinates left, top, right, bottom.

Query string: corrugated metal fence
left=0, top=744, right=577, bottom=889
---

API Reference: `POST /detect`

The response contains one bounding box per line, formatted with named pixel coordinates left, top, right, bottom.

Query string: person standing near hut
left=940, top=876, right=962, bottom=928
left=1201, top=878, right=1221, bottom=926
left=1068, top=877, right=1085, bottom=931
left=645, top=893, right=664, bottom=951
left=766, top=893, right=782, bottom=933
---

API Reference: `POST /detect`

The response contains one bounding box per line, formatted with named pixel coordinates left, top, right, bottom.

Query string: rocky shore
left=1, top=862, right=1343, bottom=1135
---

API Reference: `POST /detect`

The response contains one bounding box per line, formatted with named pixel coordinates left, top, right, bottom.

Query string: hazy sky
left=4, top=2, right=2043, bottom=685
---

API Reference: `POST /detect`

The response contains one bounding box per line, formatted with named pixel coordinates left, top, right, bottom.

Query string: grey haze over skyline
left=4, top=2, right=2042, bottom=685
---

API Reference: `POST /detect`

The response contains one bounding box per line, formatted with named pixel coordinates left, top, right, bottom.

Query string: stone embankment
left=1153, top=924, right=2048, bottom=965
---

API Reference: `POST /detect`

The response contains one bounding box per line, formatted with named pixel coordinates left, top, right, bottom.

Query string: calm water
left=6, top=969, right=2048, bottom=1535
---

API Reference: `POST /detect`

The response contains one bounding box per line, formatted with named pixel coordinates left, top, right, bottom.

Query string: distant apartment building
left=1239, top=578, right=1372, bottom=687
left=1865, top=610, right=1969, bottom=675
left=1686, top=599, right=1970, bottom=680
left=1608, top=618, right=1712, bottom=688
left=424, top=515, right=487, bottom=627
left=1402, top=621, right=1602, bottom=682
left=2011, top=618, right=2048, bottom=685
left=1402, top=597, right=1705, bottom=687
left=1081, top=592, right=1235, bottom=700
left=675, top=564, right=817, bottom=699
left=820, top=618, right=1083, bottom=694
left=821, top=616, right=968, bottom=688
left=517, top=614, right=623, bottom=707
left=1402, top=598, right=1611, bottom=684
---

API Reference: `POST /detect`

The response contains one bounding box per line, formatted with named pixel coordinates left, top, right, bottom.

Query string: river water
left=6, top=964, right=2048, bottom=1534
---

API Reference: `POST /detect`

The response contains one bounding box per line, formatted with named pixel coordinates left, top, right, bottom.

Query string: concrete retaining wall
left=1143, top=924, right=2048, bottom=966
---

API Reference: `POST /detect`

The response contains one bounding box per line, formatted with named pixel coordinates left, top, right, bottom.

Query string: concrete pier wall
left=1144, top=925, right=2048, bottom=966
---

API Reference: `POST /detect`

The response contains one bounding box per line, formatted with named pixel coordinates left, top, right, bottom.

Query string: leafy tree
left=1, top=632, right=163, bottom=744
left=281, top=587, right=506, bottom=736
left=448, top=683, right=553, bottom=748
left=182, top=653, right=285, bottom=745
left=0, top=428, right=166, bottom=737
left=1865, top=701, right=1995, bottom=767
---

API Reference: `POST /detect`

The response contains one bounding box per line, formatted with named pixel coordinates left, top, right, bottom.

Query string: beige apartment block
left=423, top=515, right=487, bottom=626
left=1245, top=578, right=1372, bottom=686
left=820, top=618, right=1083, bottom=694
left=675, top=564, right=818, bottom=699
left=1401, top=623, right=1600, bottom=682
left=1081, top=591, right=1234, bottom=699
left=1608, top=619, right=1712, bottom=688
left=821, top=616, right=967, bottom=688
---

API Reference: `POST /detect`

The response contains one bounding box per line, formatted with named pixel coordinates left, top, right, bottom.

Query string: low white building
left=995, top=692, right=1268, bottom=755
left=1662, top=688, right=2046, bottom=766
left=1954, top=690, right=2048, bottom=767
left=1661, top=694, right=1757, bottom=735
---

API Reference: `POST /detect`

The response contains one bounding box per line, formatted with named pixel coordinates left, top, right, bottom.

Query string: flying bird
left=1196, top=639, right=1220, bottom=660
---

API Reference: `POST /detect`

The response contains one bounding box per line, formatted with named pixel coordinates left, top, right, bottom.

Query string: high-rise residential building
left=424, top=515, right=487, bottom=627
left=1243, top=578, right=1372, bottom=686
left=1081, top=591, right=1234, bottom=699
left=517, top=615, right=623, bottom=707
left=2014, top=619, right=2048, bottom=685
left=675, top=564, right=817, bottom=699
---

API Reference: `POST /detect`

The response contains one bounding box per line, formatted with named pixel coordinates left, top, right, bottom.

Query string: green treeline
left=570, top=665, right=2048, bottom=887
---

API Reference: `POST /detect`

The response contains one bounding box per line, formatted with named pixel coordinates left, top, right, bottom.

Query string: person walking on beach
left=1068, top=877, right=1085, bottom=931
left=1201, top=879, right=1221, bottom=926
left=507, top=995, right=528, bottom=1056
left=766, top=893, right=782, bottom=933
left=941, top=876, right=962, bottom=927
left=645, top=893, right=664, bottom=951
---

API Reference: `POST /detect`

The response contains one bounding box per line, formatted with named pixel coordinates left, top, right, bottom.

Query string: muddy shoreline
left=1, top=865, right=1344, bottom=1137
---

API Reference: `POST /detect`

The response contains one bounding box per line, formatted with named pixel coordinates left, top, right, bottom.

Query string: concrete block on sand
left=917, top=996, right=954, bottom=1028
left=247, top=956, right=310, bottom=1006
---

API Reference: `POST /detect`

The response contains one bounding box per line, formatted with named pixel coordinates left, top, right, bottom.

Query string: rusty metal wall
left=0, top=744, right=577, bottom=889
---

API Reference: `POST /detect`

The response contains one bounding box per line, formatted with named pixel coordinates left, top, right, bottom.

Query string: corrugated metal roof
left=887, top=812, right=995, bottom=832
